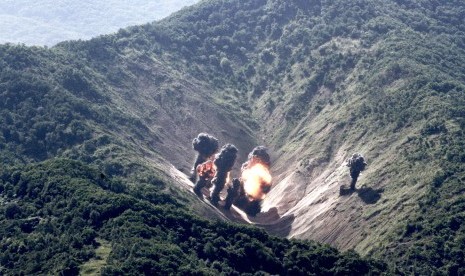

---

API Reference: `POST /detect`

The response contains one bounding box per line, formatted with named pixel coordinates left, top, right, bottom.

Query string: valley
left=1, top=0, right=464, bottom=274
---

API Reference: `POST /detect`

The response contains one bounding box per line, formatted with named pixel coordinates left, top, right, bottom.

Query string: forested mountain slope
left=0, top=33, right=383, bottom=276
left=146, top=1, right=464, bottom=273
left=1, top=0, right=465, bottom=274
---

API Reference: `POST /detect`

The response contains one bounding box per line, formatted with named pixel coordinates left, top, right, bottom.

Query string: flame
left=242, top=163, right=272, bottom=200
left=196, top=160, right=216, bottom=180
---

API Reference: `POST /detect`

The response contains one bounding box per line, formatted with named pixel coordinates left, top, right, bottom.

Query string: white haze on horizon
left=0, top=0, right=200, bottom=46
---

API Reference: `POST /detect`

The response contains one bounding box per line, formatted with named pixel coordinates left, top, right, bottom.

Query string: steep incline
left=1, top=0, right=465, bottom=274
left=52, top=0, right=465, bottom=266
left=112, top=0, right=464, bottom=273
left=127, top=0, right=465, bottom=253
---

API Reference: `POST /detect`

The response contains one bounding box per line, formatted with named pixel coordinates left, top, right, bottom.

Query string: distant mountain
left=0, top=0, right=200, bottom=46
left=1, top=0, right=465, bottom=274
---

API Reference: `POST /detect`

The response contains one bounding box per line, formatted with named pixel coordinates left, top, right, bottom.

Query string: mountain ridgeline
left=1, top=0, right=464, bottom=274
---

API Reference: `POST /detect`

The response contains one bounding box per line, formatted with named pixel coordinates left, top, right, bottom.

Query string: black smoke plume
left=193, top=160, right=216, bottom=198
left=224, top=178, right=241, bottom=210
left=248, top=146, right=271, bottom=166
left=241, top=146, right=271, bottom=172
left=210, top=144, right=238, bottom=206
left=347, top=153, right=367, bottom=190
left=190, top=133, right=219, bottom=182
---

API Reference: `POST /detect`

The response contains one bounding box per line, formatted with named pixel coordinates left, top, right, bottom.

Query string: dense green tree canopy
left=1, top=0, right=464, bottom=274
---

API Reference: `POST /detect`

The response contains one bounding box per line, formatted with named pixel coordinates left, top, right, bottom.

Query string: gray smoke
left=347, top=153, right=367, bottom=190
left=224, top=178, right=241, bottom=210
left=241, top=146, right=271, bottom=172
left=210, top=144, right=238, bottom=206
left=193, top=160, right=216, bottom=197
left=193, top=133, right=219, bottom=156
left=248, top=146, right=271, bottom=166
left=190, top=133, right=219, bottom=182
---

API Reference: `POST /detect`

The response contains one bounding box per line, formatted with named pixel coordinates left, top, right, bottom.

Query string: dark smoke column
left=210, top=144, right=238, bottom=206
left=347, top=153, right=367, bottom=190
left=193, top=160, right=216, bottom=197
left=242, top=146, right=271, bottom=169
left=190, top=133, right=219, bottom=183
left=224, top=178, right=241, bottom=210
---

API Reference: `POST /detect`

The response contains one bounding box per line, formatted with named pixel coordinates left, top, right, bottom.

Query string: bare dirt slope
left=117, top=54, right=427, bottom=256
left=91, top=20, right=440, bottom=258
left=257, top=98, right=434, bottom=254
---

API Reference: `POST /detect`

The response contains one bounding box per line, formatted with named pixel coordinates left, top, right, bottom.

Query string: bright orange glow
left=196, top=160, right=216, bottom=180
left=242, top=163, right=272, bottom=200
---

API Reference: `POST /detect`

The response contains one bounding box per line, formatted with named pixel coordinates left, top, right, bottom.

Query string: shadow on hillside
left=357, top=186, right=384, bottom=204
left=255, top=207, right=295, bottom=237
left=339, top=185, right=384, bottom=205
left=339, top=185, right=355, bottom=196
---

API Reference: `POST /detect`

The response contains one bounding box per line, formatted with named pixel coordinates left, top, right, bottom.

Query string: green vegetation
left=0, top=159, right=384, bottom=274
left=79, top=238, right=111, bottom=275
left=380, top=123, right=465, bottom=275
left=0, top=0, right=464, bottom=274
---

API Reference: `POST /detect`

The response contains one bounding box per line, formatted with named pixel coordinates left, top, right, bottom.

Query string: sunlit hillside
left=1, top=0, right=464, bottom=274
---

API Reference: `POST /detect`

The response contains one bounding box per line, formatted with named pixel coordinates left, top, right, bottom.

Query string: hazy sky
left=0, top=0, right=200, bottom=46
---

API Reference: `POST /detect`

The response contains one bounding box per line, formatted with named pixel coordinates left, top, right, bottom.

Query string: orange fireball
left=196, top=160, right=216, bottom=180
left=242, top=163, right=272, bottom=200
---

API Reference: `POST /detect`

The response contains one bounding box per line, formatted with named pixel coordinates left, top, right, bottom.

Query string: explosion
left=224, top=178, right=241, bottom=210
left=193, top=159, right=216, bottom=197
left=242, top=163, right=272, bottom=200
left=188, top=134, right=273, bottom=216
left=240, top=146, right=272, bottom=200
left=210, top=144, right=238, bottom=206
left=193, top=143, right=238, bottom=205
left=197, top=160, right=216, bottom=181
left=194, top=159, right=230, bottom=191
left=346, top=153, right=367, bottom=190
left=190, top=133, right=219, bottom=183
left=234, top=146, right=272, bottom=216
